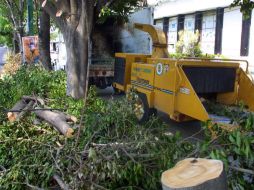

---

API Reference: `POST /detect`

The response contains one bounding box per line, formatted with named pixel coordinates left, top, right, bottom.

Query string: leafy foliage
left=175, top=30, right=202, bottom=57
left=200, top=102, right=254, bottom=189
left=0, top=16, right=13, bottom=47
left=0, top=65, right=193, bottom=189
left=98, top=0, right=145, bottom=23
left=231, top=0, right=254, bottom=19
left=0, top=65, right=253, bottom=189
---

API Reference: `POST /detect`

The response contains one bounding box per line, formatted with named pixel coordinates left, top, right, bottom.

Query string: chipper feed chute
left=113, top=23, right=254, bottom=127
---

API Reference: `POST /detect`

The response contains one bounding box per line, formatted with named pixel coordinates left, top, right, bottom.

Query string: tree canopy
left=231, top=0, right=254, bottom=18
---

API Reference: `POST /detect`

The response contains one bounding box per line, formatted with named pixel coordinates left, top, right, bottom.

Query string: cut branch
left=34, top=107, right=74, bottom=137
left=7, top=100, right=30, bottom=122
left=229, top=166, right=254, bottom=175
left=53, top=174, right=69, bottom=190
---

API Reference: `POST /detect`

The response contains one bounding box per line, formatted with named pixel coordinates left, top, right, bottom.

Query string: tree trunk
left=64, top=27, right=91, bottom=99
left=39, top=9, right=52, bottom=70
left=41, top=0, right=95, bottom=99
left=13, top=33, right=20, bottom=53
left=161, top=158, right=227, bottom=190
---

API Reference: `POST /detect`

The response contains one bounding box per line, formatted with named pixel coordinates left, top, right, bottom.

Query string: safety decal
left=180, top=87, right=190, bottom=95
left=156, top=63, right=163, bottom=75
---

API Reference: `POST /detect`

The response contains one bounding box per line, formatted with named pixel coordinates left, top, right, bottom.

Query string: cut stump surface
left=161, top=158, right=227, bottom=190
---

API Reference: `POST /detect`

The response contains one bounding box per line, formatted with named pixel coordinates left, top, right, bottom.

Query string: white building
left=50, top=28, right=66, bottom=70
left=149, top=0, right=254, bottom=73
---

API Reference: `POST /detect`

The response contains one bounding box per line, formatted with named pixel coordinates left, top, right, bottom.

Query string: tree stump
left=161, top=158, right=227, bottom=190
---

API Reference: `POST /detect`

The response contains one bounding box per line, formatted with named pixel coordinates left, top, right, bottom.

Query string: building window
left=168, top=17, right=178, bottom=53
left=201, top=12, right=216, bottom=54
left=155, top=19, right=163, bottom=29
left=184, top=15, right=195, bottom=32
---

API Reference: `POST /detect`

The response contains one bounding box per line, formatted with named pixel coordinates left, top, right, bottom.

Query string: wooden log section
left=7, top=100, right=33, bottom=122
left=161, top=158, right=227, bottom=190
left=34, top=108, right=74, bottom=138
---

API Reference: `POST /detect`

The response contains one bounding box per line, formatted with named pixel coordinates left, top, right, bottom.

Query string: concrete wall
left=152, top=0, right=254, bottom=75
left=151, top=0, right=232, bottom=19
left=221, top=7, right=242, bottom=58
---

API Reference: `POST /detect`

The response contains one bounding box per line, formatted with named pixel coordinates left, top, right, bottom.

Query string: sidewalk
left=0, top=46, right=8, bottom=71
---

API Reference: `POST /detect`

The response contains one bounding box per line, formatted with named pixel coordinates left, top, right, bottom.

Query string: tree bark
left=161, top=158, right=227, bottom=190
left=64, top=30, right=90, bottom=98
left=7, top=100, right=28, bottom=122
left=39, top=9, right=52, bottom=70
left=13, top=33, right=20, bottom=53
left=34, top=108, right=74, bottom=137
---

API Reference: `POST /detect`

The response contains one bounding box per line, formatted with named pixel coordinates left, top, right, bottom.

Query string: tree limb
left=53, top=174, right=69, bottom=190
left=40, top=0, right=66, bottom=30
left=229, top=166, right=254, bottom=175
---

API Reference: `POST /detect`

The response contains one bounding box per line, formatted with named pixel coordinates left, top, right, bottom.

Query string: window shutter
left=214, top=8, right=224, bottom=54
left=177, top=15, right=185, bottom=41
left=241, top=13, right=252, bottom=56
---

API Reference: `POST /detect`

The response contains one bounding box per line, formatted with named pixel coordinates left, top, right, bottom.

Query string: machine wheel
left=133, top=93, right=156, bottom=123
left=113, top=87, right=124, bottom=95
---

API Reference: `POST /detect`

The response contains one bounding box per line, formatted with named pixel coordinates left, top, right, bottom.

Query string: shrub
left=175, top=30, right=202, bottom=57
left=0, top=53, right=22, bottom=78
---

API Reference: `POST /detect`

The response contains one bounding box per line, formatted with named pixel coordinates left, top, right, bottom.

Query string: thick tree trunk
left=41, top=0, right=94, bottom=99
left=39, top=9, right=52, bottom=70
left=64, top=28, right=91, bottom=99
left=161, top=158, right=227, bottom=190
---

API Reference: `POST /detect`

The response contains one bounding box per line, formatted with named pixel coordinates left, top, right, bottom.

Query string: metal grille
left=114, top=57, right=126, bottom=85
left=183, top=67, right=236, bottom=93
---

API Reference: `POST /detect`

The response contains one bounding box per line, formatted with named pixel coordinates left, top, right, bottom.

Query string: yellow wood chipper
left=113, top=23, right=254, bottom=126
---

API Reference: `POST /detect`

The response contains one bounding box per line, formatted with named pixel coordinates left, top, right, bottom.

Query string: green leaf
left=236, top=131, right=241, bottom=147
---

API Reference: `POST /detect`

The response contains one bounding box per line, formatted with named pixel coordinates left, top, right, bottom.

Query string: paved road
left=98, top=87, right=203, bottom=138
left=0, top=46, right=8, bottom=71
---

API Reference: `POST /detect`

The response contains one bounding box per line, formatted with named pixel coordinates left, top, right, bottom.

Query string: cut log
left=161, top=158, right=227, bottom=190
left=15, top=100, right=35, bottom=121
left=34, top=108, right=74, bottom=137
left=7, top=100, right=31, bottom=122
left=53, top=110, right=78, bottom=123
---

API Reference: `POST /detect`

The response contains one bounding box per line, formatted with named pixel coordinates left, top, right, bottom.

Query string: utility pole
left=27, top=0, right=34, bottom=35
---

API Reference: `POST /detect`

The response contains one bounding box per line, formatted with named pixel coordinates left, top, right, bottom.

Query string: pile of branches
left=7, top=95, right=77, bottom=137
left=0, top=65, right=253, bottom=189
left=0, top=93, right=195, bottom=189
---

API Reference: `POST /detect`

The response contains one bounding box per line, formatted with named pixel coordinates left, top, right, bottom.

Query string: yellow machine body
left=113, top=23, right=254, bottom=123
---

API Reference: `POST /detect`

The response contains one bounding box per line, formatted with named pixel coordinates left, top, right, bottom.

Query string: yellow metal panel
left=114, top=53, right=151, bottom=92
left=154, top=89, right=174, bottom=114
left=176, top=60, right=240, bottom=68
left=152, top=60, right=177, bottom=114
left=175, top=67, right=209, bottom=122
left=237, top=68, right=254, bottom=111
left=131, top=63, right=155, bottom=86
left=112, top=83, right=125, bottom=91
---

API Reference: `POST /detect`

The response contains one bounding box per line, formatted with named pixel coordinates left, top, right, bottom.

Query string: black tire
left=113, top=87, right=125, bottom=95
left=134, top=93, right=156, bottom=123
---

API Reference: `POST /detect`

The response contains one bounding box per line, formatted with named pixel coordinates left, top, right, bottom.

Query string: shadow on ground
left=97, top=86, right=204, bottom=139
